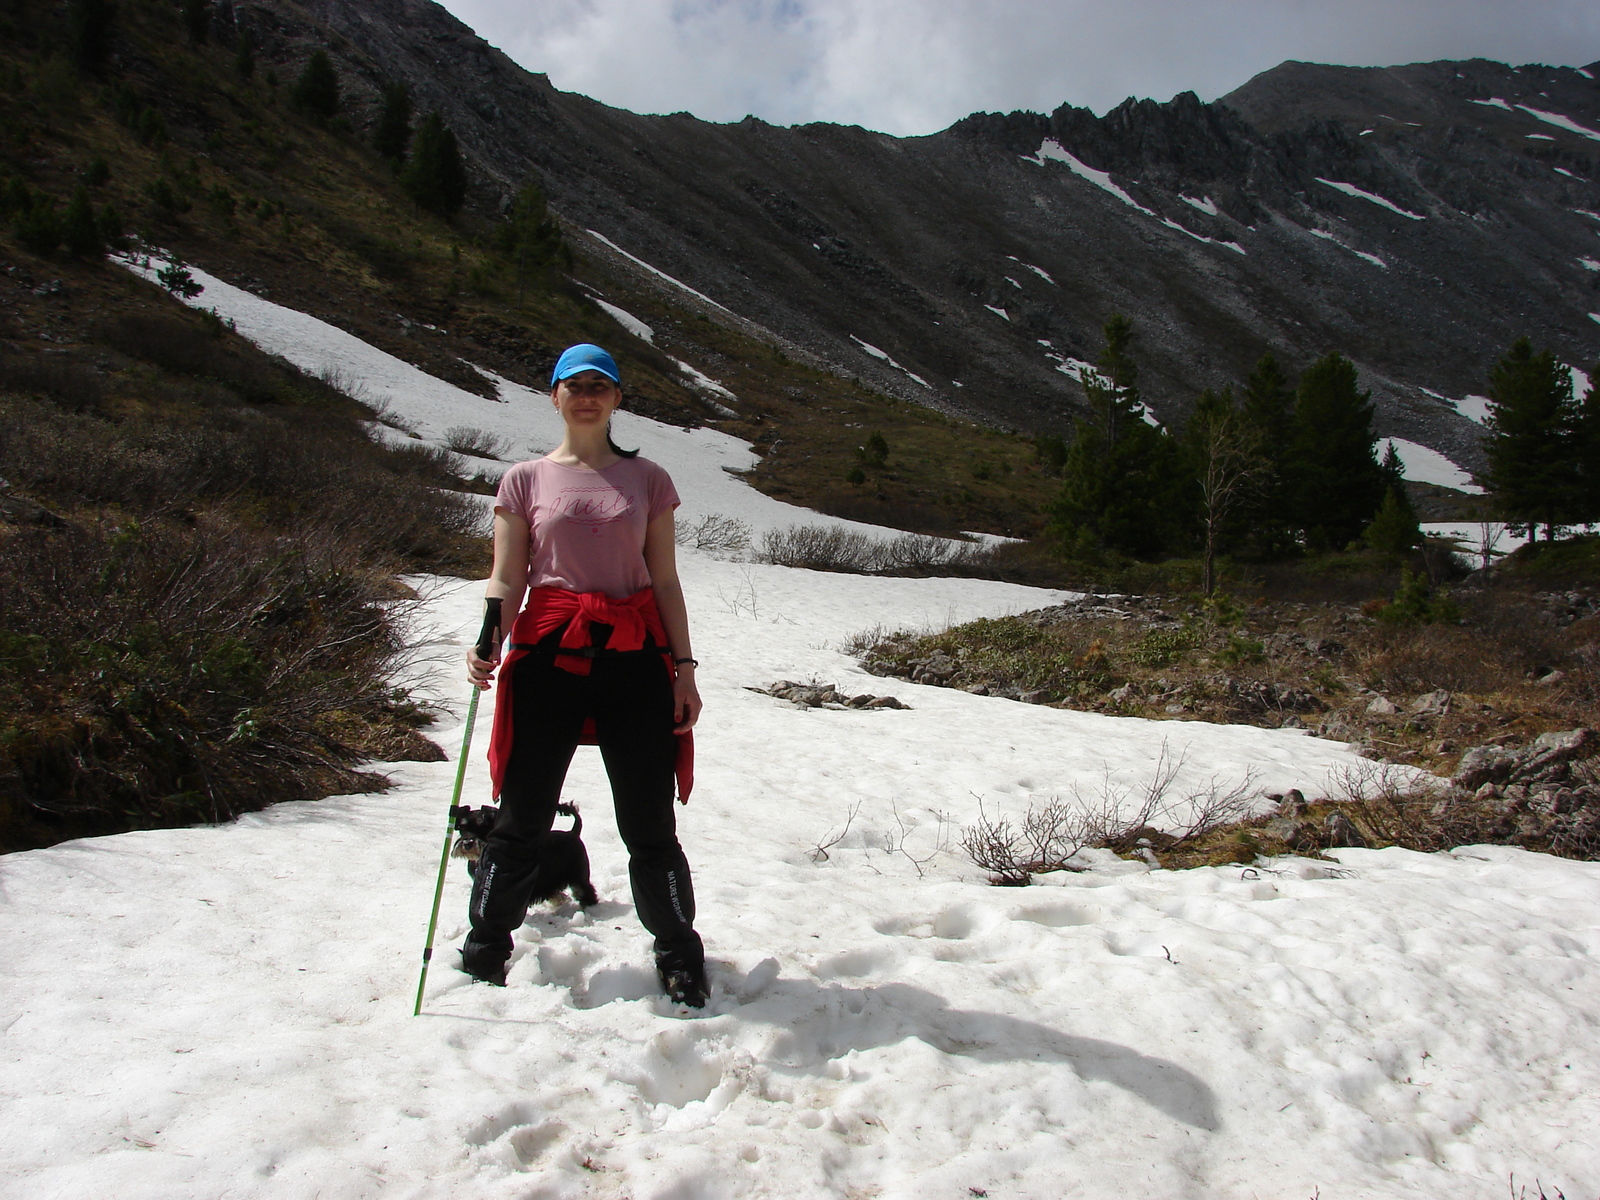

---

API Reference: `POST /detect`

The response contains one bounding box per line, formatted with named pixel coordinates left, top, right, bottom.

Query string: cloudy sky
left=434, top=0, right=1600, bottom=136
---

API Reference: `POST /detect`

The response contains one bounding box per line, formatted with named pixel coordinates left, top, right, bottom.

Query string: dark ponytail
left=606, top=421, right=639, bottom=459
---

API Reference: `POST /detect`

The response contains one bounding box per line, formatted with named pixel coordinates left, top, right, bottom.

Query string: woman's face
left=551, top=370, right=622, bottom=429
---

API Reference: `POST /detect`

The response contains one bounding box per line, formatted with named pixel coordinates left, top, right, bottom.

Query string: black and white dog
left=452, top=802, right=598, bottom=909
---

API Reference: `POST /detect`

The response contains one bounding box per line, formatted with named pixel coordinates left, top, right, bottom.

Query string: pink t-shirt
left=495, top=456, right=680, bottom=599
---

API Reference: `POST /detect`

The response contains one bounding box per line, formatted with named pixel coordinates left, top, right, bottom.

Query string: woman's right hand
left=466, top=646, right=499, bottom=690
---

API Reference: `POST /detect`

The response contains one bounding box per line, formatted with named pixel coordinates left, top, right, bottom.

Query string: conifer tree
left=1575, top=367, right=1600, bottom=521
left=291, top=50, right=339, bottom=121
left=1237, top=351, right=1297, bottom=557
left=1364, top=440, right=1421, bottom=558
left=1285, top=352, right=1385, bottom=550
left=374, top=82, right=412, bottom=164
left=60, top=186, right=103, bottom=258
left=494, top=181, right=568, bottom=296
left=70, top=0, right=112, bottom=73
left=234, top=32, right=256, bottom=79
left=181, top=0, right=211, bottom=45
left=1050, top=315, right=1186, bottom=558
left=1482, top=339, right=1579, bottom=539
left=402, top=112, right=468, bottom=217
left=1364, top=486, right=1421, bottom=561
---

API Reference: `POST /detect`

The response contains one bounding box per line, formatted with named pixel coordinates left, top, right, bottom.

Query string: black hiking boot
left=460, top=940, right=509, bottom=987
left=656, top=953, right=708, bottom=1008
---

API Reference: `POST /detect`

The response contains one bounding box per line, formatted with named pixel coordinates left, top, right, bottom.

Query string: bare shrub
left=0, top=354, right=107, bottom=412
left=756, top=523, right=981, bottom=575
left=676, top=511, right=751, bottom=555
left=1355, top=591, right=1564, bottom=694
left=961, top=745, right=1260, bottom=882
left=315, top=365, right=371, bottom=404
left=366, top=394, right=419, bottom=434
left=757, top=524, right=880, bottom=572
left=876, top=533, right=980, bottom=574
left=1328, top=763, right=1521, bottom=854
left=443, top=424, right=511, bottom=460
left=0, top=396, right=485, bottom=571
left=0, top=516, right=427, bottom=852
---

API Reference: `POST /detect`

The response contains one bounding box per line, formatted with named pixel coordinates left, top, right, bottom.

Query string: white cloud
left=438, top=0, right=1600, bottom=134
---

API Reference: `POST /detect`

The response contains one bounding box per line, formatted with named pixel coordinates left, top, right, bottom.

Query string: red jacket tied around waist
left=487, top=586, right=694, bottom=802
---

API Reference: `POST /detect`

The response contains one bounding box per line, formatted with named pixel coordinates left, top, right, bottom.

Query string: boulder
left=1366, top=695, right=1400, bottom=716
left=1324, top=812, right=1367, bottom=848
left=1453, top=744, right=1521, bottom=789
left=1410, top=689, right=1452, bottom=715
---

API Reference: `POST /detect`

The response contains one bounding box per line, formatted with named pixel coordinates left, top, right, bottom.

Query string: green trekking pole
left=413, top=600, right=501, bottom=1016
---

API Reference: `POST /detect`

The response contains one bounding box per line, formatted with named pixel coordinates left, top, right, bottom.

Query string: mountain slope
left=242, top=0, right=1600, bottom=475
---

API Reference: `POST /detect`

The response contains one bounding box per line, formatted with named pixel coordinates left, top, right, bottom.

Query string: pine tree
left=494, top=181, right=568, bottom=296
left=291, top=50, right=339, bottom=121
left=373, top=82, right=412, bottom=164
left=1284, top=352, right=1385, bottom=550
left=70, top=0, right=112, bottom=73
left=402, top=112, right=467, bottom=217
left=1482, top=339, right=1579, bottom=540
left=1050, top=315, right=1187, bottom=558
left=234, top=31, right=256, bottom=79
left=1575, top=367, right=1600, bottom=522
left=1364, top=486, right=1421, bottom=560
left=181, top=0, right=211, bottom=44
left=1236, top=351, right=1298, bottom=557
left=60, top=186, right=103, bottom=257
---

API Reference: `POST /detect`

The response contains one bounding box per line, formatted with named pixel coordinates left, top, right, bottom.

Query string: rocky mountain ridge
left=235, top=0, right=1600, bottom=477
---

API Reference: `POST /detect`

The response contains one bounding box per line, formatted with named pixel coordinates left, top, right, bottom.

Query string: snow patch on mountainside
left=1023, top=139, right=1157, bottom=217
left=589, top=294, right=656, bottom=343
left=1385, top=437, right=1482, bottom=493
left=586, top=229, right=735, bottom=314
left=850, top=335, right=933, bottom=389
left=1309, top=228, right=1387, bottom=268
left=1315, top=179, right=1426, bottom=220
left=1006, top=255, right=1057, bottom=285
left=1517, top=105, right=1600, bottom=141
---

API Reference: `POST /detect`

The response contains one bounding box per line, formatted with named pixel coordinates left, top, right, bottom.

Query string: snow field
left=7, top=566, right=1599, bottom=1199
left=7, top=260, right=1594, bottom=1198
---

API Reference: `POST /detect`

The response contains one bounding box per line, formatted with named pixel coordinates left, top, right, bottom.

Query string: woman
left=461, top=343, right=707, bottom=1006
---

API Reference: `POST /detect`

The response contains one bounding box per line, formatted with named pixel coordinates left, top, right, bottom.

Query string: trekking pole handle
left=475, top=597, right=502, bottom=661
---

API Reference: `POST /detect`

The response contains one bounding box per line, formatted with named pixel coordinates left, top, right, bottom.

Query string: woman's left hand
left=673, top=667, right=702, bottom=733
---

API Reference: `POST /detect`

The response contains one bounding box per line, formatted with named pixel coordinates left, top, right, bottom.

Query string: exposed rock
left=1453, top=744, right=1521, bottom=789
left=1366, top=695, right=1400, bottom=716
left=1324, top=812, right=1367, bottom=848
left=1409, top=689, right=1452, bottom=715
left=0, top=494, right=68, bottom=527
left=1453, top=728, right=1597, bottom=791
left=749, top=681, right=910, bottom=711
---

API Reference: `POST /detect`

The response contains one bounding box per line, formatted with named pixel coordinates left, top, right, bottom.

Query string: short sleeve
left=495, top=461, right=536, bottom=524
left=646, top=460, right=681, bottom=521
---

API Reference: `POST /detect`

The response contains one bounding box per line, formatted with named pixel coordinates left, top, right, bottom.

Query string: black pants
left=466, top=636, right=702, bottom=970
